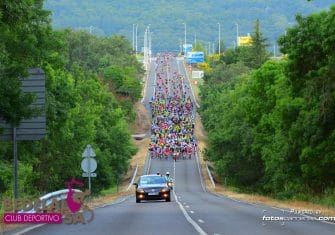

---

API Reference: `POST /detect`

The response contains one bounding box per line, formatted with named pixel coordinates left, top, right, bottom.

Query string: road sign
left=183, top=44, right=193, bottom=54
left=187, top=52, right=204, bottom=64
left=81, top=158, right=97, bottom=173
left=0, top=68, right=46, bottom=141
left=192, top=70, right=204, bottom=79
left=82, top=172, right=97, bottom=177
left=238, top=36, right=253, bottom=46
left=82, top=144, right=96, bottom=157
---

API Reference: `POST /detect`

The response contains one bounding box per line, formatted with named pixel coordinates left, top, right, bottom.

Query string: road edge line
left=180, top=59, right=200, bottom=108
left=146, top=154, right=152, bottom=175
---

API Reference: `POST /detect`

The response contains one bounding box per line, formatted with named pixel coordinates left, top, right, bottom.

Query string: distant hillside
left=44, top=0, right=334, bottom=52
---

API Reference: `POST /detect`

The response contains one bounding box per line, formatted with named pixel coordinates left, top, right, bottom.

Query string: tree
left=249, top=19, right=270, bottom=69
left=193, top=41, right=205, bottom=52
left=278, top=6, right=335, bottom=192
left=0, top=0, right=53, bottom=125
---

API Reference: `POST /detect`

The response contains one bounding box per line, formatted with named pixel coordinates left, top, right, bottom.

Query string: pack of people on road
left=148, top=54, right=197, bottom=161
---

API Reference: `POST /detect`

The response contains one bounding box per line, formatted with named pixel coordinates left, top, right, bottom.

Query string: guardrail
left=206, top=161, right=216, bottom=188
left=19, top=189, right=82, bottom=213
left=126, top=164, right=138, bottom=191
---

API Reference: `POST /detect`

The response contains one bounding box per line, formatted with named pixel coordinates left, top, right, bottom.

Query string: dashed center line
left=198, top=219, right=205, bottom=223
left=190, top=210, right=195, bottom=214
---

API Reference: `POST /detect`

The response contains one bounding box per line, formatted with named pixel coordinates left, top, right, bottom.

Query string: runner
left=148, top=54, right=196, bottom=161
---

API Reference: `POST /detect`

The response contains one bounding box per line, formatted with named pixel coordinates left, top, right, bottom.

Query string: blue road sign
left=187, top=52, right=204, bottom=64
left=183, top=44, right=193, bottom=54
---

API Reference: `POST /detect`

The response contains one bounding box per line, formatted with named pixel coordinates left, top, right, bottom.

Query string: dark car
left=134, top=174, right=171, bottom=203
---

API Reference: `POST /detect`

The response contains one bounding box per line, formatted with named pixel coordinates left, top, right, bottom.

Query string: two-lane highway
left=17, top=55, right=335, bottom=235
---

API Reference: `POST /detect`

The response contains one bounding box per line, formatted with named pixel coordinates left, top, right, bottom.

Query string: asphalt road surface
left=13, top=56, right=335, bottom=235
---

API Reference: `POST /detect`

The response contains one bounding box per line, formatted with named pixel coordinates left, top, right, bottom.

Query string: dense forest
left=200, top=5, right=335, bottom=205
left=44, top=0, right=334, bottom=52
left=0, top=0, right=143, bottom=197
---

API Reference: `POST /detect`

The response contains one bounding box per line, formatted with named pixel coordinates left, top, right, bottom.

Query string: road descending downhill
left=18, top=55, right=335, bottom=235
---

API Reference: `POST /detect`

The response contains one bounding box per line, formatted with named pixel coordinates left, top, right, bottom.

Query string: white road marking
left=185, top=205, right=190, bottom=208
left=198, top=219, right=205, bottom=223
left=173, top=190, right=207, bottom=235
left=15, top=224, right=46, bottom=235
left=173, top=160, right=176, bottom=179
left=146, top=153, right=152, bottom=175
left=190, top=210, right=195, bottom=214
left=173, top=144, right=207, bottom=235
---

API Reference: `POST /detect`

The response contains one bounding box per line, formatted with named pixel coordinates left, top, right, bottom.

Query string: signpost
left=0, top=68, right=46, bottom=199
left=81, top=144, right=97, bottom=193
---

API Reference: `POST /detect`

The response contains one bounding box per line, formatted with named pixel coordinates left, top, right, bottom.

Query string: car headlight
left=161, top=188, right=169, bottom=193
left=137, top=189, right=145, bottom=193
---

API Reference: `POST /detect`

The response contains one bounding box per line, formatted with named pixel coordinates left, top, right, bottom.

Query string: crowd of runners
left=148, top=54, right=197, bottom=161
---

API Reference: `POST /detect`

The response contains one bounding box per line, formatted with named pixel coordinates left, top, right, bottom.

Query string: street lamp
left=218, top=22, right=221, bottom=54
left=194, top=32, right=197, bottom=45
left=149, top=32, right=152, bottom=58
left=183, top=22, right=187, bottom=56
left=135, top=24, right=138, bottom=55
left=132, top=24, right=135, bottom=51
left=208, top=41, right=211, bottom=55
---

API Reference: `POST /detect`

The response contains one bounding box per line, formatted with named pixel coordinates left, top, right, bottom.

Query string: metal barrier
left=19, top=189, right=82, bottom=213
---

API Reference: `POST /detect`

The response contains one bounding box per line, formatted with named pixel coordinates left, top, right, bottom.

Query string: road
left=14, top=56, right=335, bottom=235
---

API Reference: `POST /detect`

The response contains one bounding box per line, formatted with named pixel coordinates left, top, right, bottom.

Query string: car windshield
left=139, top=176, right=167, bottom=185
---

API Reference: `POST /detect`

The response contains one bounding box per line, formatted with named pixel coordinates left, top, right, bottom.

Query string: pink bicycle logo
left=63, top=177, right=94, bottom=224
left=66, top=178, right=84, bottom=213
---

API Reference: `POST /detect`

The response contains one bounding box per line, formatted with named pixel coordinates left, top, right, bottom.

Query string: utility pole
left=194, top=32, right=197, bottom=46
left=183, top=22, right=187, bottom=56
left=132, top=24, right=135, bottom=51
left=144, top=27, right=147, bottom=70
left=135, top=24, right=138, bottom=55
left=218, top=22, right=221, bottom=54
left=149, top=32, right=152, bottom=59
left=208, top=42, right=211, bottom=55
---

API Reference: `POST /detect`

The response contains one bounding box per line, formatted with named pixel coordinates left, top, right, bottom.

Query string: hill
left=44, top=0, right=334, bottom=52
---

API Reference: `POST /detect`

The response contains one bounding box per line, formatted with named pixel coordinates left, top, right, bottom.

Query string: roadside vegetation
left=0, top=0, right=143, bottom=199
left=199, top=7, right=335, bottom=207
